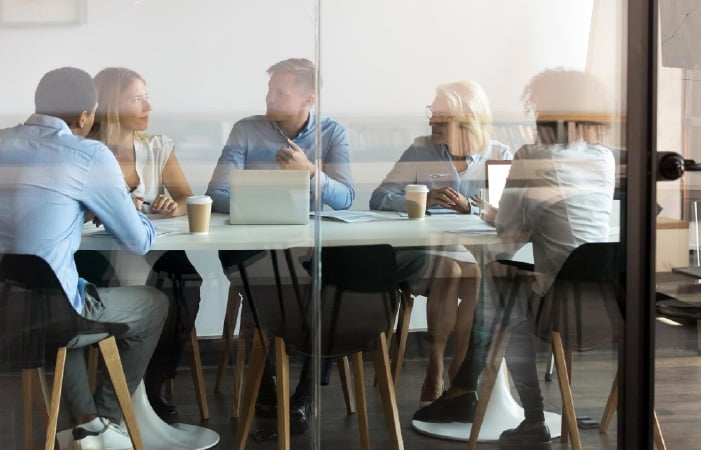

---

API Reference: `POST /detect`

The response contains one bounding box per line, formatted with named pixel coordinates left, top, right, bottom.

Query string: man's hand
left=470, top=195, right=497, bottom=223
left=427, top=187, right=470, bottom=213
left=275, top=138, right=316, bottom=177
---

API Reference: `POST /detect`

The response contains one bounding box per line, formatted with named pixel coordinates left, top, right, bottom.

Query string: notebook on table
left=484, top=160, right=512, bottom=205
left=229, top=169, right=310, bottom=225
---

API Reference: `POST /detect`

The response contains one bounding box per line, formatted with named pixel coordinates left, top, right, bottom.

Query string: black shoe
left=255, top=377, right=278, bottom=419
left=149, top=395, right=180, bottom=424
left=499, top=420, right=551, bottom=449
left=412, top=391, right=477, bottom=423
left=289, top=392, right=312, bottom=435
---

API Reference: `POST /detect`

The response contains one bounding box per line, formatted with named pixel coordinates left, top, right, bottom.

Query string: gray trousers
left=62, top=286, right=168, bottom=423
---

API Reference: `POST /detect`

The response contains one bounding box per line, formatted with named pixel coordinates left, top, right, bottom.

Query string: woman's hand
left=427, top=187, right=471, bottom=213
left=149, top=194, right=178, bottom=216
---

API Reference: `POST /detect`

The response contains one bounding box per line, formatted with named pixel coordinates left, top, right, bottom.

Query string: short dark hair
left=35, top=67, right=97, bottom=126
left=266, top=58, right=318, bottom=93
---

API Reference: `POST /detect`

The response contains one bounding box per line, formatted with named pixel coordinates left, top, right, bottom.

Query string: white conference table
left=78, top=211, right=560, bottom=444
left=80, top=211, right=500, bottom=251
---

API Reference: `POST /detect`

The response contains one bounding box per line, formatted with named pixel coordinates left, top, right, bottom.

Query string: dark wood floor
left=2, top=320, right=700, bottom=449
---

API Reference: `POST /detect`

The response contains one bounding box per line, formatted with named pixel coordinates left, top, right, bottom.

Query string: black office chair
left=467, top=242, right=628, bottom=450
left=0, top=253, right=144, bottom=450
left=150, top=250, right=209, bottom=421
left=215, top=249, right=266, bottom=418
left=234, top=244, right=404, bottom=450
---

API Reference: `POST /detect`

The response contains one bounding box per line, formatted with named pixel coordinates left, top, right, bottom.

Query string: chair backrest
left=0, top=253, right=126, bottom=370
left=534, top=242, right=624, bottom=352
left=254, top=245, right=400, bottom=357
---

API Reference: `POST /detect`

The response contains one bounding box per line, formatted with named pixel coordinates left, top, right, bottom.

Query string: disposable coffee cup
left=405, top=184, right=429, bottom=219
left=186, top=195, right=213, bottom=233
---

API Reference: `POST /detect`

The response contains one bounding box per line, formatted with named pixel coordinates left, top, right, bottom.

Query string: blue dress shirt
left=370, top=136, right=512, bottom=212
left=0, top=114, right=155, bottom=313
left=206, top=114, right=355, bottom=212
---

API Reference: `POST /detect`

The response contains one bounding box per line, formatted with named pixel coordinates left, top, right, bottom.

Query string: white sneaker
left=69, top=417, right=133, bottom=450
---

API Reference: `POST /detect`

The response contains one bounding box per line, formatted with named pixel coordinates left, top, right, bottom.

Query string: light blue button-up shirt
left=206, top=114, right=355, bottom=213
left=370, top=136, right=512, bottom=212
left=0, top=114, right=155, bottom=313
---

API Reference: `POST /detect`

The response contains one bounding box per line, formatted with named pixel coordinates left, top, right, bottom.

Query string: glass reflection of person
left=413, top=69, right=615, bottom=449
left=370, top=80, right=512, bottom=405
left=86, top=67, right=199, bottom=424
left=206, top=58, right=355, bottom=434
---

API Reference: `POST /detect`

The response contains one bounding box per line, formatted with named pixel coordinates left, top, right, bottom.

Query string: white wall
left=0, top=0, right=600, bottom=336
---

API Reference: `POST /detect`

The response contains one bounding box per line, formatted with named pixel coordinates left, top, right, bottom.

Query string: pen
left=141, top=201, right=151, bottom=206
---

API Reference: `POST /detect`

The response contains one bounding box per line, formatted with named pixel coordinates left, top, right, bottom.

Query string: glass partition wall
left=0, top=0, right=662, bottom=449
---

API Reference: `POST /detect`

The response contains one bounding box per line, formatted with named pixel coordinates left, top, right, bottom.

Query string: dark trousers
left=452, top=265, right=545, bottom=422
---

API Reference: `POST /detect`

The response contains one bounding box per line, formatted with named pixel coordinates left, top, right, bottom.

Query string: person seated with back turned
left=206, top=57, right=355, bottom=433
left=0, top=67, right=168, bottom=450
left=86, top=66, right=200, bottom=424
left=413, top=68, right=615, bottom=449
left=370, top=80, right=512, bottom=406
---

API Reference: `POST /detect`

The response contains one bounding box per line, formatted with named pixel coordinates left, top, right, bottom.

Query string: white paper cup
left=405, top=184, right=429, bottom=219
left=186, top=195, right=213, bottom=233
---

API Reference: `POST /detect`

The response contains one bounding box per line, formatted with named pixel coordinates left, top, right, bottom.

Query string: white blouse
left=129, top=133, right=174, bottom=214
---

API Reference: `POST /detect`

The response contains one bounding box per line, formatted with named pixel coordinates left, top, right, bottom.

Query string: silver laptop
left=229, top=170, right=310, bottom=224
left=484, top=160, right=512, bottom=205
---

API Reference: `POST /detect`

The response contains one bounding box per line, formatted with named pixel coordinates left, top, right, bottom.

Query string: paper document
left=311, top=210, right=402, bottom=223
left=445, top=222, right=497, bottom=234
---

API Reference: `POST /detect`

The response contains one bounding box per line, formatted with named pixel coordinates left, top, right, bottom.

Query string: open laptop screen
left=484, top=160, right=512, bottom=205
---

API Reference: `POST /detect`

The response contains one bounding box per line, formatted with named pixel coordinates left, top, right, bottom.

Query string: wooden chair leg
left=351, top=352, right=370, bottom=450
left=552, top=332, right=582, bottom=450
left=598, top=369, right=666, bottom=450
left=23, top=369, right=34, bottom=450
left=216, top=287, right=242, bottom=393
left=653, top=410, right=667, bottom=450
left=338, top=356, right=356, bottom=415
left=391, top=292, right=414, bottom=389
left=32, top=367, right=51, bottom=429
left=373, top=332, right=404, bottom=450
left=44, top=347, right=67, bottom=450
left=98, top=336, right=144, bottom=450
left=87, top=346, right=99, bottom=394
left=189, top=326, right=209, bottom=421
left=234, top=329, right=268, bottom=450
left=467, top=327, right=511, bottom=450
left=599, top=369, right=618, bottom=433
left=275, top=337, right=291, bottom=450
left=231, top=335, right=247, bottom=419
left=560, top=347, right=573, bottom=444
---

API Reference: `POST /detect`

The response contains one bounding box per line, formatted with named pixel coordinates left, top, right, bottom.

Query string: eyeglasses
left=425, top=105, right=456, bottom=121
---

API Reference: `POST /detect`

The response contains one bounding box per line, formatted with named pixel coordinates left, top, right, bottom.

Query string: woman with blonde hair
left=88, top=67, right=199, bottom=423
left=370, top=79, right=512, bottom=406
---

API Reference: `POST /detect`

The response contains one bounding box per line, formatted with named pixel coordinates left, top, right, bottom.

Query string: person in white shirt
left=85, top=66, right=198, bottom=424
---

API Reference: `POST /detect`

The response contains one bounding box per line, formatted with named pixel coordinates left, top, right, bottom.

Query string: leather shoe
left=412, top=391, right=477, bottom=423
left=149, top=395, right=180, bottom=424
left=499, top=420, right=551, bottom=449
left=289, top=392, right=311, bottom=434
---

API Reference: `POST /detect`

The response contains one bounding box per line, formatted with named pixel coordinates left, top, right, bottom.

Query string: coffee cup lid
left=405, top=184, right=429, bottom=193
left=186, top=195, right=213, bottom=205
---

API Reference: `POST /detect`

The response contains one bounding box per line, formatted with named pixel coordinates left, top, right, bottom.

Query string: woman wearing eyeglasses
left=370, top=80, right=512, bottom=408
left=86, top=67, right=199, bottom=424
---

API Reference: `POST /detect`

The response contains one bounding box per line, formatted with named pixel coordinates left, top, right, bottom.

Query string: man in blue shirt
left=206, top=58, right=355, bottom=434
left=206, top=58, right=354, bottom=211
left=0, top=67, right=167, bottom=450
